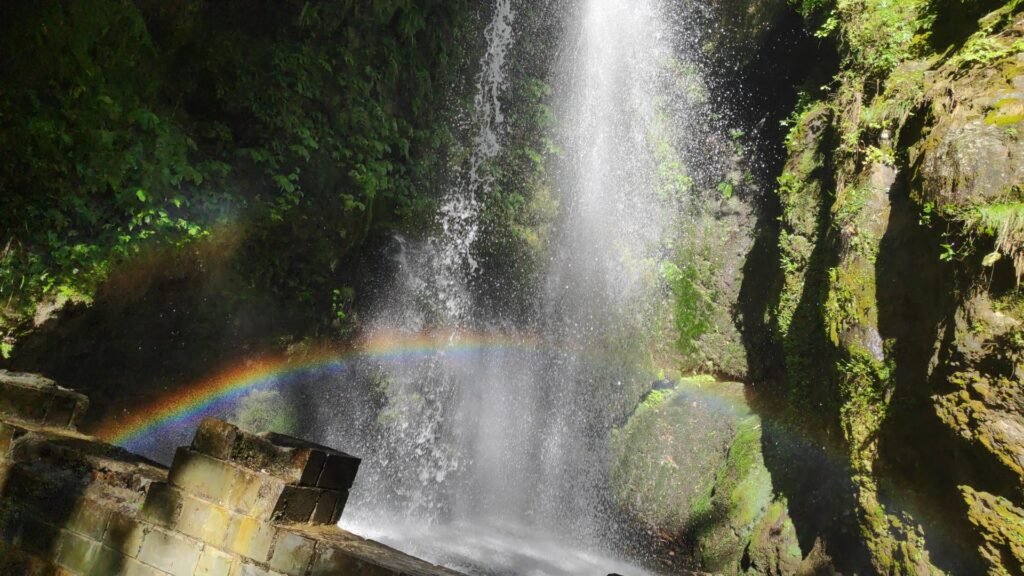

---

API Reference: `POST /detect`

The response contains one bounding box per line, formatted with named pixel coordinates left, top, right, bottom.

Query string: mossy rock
left=610, top=378, right=745, bottom=535
left=611, top=378, right=806, bottom=574
left=962, top=486, right=1024, bottom=575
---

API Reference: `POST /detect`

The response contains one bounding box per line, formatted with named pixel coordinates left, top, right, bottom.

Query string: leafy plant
left=660, top=262, right=713, bottom=355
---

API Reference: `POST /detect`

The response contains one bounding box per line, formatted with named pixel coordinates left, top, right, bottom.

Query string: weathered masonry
left=0, top=370, right=464, bottom=576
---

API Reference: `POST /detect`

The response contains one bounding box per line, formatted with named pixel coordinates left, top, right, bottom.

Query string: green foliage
left=830, top=0, right=929, bottom=78
left=0, top=1, right=216, bottom=325
left=960, top=200, right=1024, bottom=278
left=661, top=262, right=713, bottom=355
left=864, top=145, right=896, bottom=166
left=230, top=389, right=298, bottom=435
left=651, top=110, right=695, bottom=202
left=950, top=34, right=1024, bottom=70
left=716, top=181, right=735, bottom=200
left=0, top=0, right=474, bottom=342
left=792, top=0, right=838, bottom=19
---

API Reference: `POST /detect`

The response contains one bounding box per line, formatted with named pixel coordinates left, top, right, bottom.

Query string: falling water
left=318, top=0, right=707, bottom=574
left=332, top=0, right=522, bottom=524
left=434, top=0, right=514, bottom=323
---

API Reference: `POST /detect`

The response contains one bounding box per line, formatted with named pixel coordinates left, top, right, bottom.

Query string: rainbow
left=95, top=330, right=537, bottom=452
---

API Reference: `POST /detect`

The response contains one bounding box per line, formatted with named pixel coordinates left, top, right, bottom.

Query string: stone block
left=91, top=544, right=131, bottom=575
left=225, top=514, right=275, bottom=563
left=104, top=511, right=147, bottom=557
left=137, top=528, right=201, bottom=576
left=67, top=499, right=112, bottom=540
left=195, top=547, right=234, bottom=576
left=0, top=380, right=48, bottom=422
left=315, top=454, right=360, bottom=492
left=176, top=494, right=232, bottom=545
left=309, top=490, right=345, bottom=526
left=55, top=528, right=101, bottom=573
left=0, top=370, right=88, bottom=428
left=192, top=418, right=240, bottom=460
left=168, top=448, right=241, bottom=506
left=296, top=449, right=326, bottom=487
left=310, top=546, right=392, bottom=576
left=141, top=482, right=183, bottom=528
left=230, top=561, right=287, bottom=576
left=265, top=433, right=356, bottom=489
left=121, top=557, right=171, bottom=576
left=224, top=468, right=286, bottom=519
left=44, top=395, right=82, bottom=429
left=189, top=420, right=356, bottom=489
left=269, top=530, right=315, bottom=576
left=271, top=486, right=319, bottom=524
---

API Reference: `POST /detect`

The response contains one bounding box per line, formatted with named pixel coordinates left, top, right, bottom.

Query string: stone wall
left=0, top=370, right=463, bottom=576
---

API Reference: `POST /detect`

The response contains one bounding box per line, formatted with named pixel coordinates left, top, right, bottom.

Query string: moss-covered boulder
left=610, top=378, right=806, bottom=574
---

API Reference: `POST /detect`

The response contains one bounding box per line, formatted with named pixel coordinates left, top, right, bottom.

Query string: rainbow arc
left=95, top=330, right=537, bottom=450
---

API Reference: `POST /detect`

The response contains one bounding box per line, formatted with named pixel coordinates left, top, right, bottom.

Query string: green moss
left=985, top=98, right=1024, bottom=127
left=962, top=486, right=1024, bottom=575
left=661, top=261, right=714, bottom=357
left=771, top=0, right=1024, bottom=572
left=610, top=378, right=785, bottom=573
left=745, top=500, right=805, bottom=575
left=610, top=381, right=737, bottom=535
left=695, top=415, right=791, bottom=573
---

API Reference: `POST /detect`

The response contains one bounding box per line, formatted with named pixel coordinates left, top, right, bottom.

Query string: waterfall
left=320, top=0, right=706, bottom=573
left=434, top=0, right=514, bottom=324
left=333, top=0, right=519, bottom=523
left=530, top=0, right=672, bottom=538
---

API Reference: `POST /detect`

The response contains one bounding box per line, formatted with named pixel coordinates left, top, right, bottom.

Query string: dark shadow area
left=2, top=240, right=356, bottom=446
left=0, top=433, right=164, bottom=572
left=872, top=179, right=980, bottom=574
left=732, top=3, right=837, bottom=387
left=726, top=5, right=873, bottom=573
left=0, top=450, right=82, bottom=571
left=752, top=121, right=872, bottom=572
left=874, top=164, right=1019, bottom=573
left=925, top=0, right=1011, bottom=55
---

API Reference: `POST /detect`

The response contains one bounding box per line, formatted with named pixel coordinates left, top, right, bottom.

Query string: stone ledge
left=0, top=374, right=464, bottom=576
left=0, top=370, right=89, bottom=430
left=191, top=418, right=360, bottom=492
left=283, top=524, right=465, bottom=576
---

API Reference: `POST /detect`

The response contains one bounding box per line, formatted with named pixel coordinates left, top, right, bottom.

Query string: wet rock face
left=752, top=3, right=1024, bottom=573
left=702, top=0, right=791, bottom=68
left=912, top=56, right=1024, bottom=208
